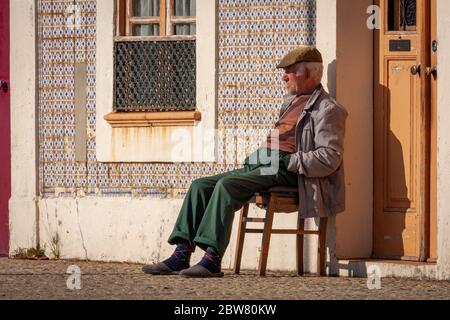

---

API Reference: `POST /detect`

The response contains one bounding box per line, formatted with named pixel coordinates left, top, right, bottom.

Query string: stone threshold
left=333, top=258, right=439, bottom=280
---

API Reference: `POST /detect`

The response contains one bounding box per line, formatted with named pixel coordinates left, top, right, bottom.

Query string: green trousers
left=168, top=148, right=298, bottom=256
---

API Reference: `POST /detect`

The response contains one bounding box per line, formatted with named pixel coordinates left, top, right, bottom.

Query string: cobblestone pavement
left=1, top=258, right=450, bottom=300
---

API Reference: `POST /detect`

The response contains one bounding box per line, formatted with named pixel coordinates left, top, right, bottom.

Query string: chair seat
left=251, top=187, right=299, bottom=210
left=266, top=186, right=298, bottom=194
left=257, top=186, right=298, bottom=195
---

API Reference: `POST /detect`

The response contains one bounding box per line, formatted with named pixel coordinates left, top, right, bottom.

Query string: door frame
left=373, top=0, right=437, bottom=262
left=428, top=0, right=437, bottom=262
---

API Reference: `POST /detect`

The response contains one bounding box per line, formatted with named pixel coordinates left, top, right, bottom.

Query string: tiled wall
left=38, top=0, right=316, bottom=197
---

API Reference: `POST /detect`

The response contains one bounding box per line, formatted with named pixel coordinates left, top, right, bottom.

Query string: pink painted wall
left=0, top=0, right=11, bottom=256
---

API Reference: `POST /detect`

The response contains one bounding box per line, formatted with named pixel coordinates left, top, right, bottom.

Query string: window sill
left=114, top=35, right=196, bottom=42
left=104, top=110, right=202, bottom=128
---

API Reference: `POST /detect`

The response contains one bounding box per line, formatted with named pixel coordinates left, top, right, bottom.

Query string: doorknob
left=0, top=80, right=8, bottom=93
left=410, top=65, right=421, bottom=76
left=426, top=66, right=437, bottom=78
left=432, top=40, right=438, bottom=53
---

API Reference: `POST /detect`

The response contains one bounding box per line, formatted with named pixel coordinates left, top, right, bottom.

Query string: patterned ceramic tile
left=38, top=0, right=316, bottom=197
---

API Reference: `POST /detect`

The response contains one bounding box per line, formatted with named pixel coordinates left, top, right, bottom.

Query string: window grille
left=114, top=0, right=197, bottom=112
left=114, top=40, right=196, bottom=112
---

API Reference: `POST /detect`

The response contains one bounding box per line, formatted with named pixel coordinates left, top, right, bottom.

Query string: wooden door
left=0, top=0, right=10, bottom=256
left=374, top=0, right=434, bottom=261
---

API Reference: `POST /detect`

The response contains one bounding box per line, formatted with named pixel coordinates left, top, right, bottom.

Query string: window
left=388, top=0, right=417, bottom=31
left=96, top=1, right=216, bottom=162
left=107, top=0, right=199, bottom=127
left=116, top=0, right=196, bottom=38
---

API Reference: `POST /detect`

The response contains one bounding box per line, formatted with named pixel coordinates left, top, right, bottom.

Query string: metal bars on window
left=388, top=0, right=417, bottom=31
left=114, top=41, right=196, bottom=112
left=400, top=0, right=417, bottom=29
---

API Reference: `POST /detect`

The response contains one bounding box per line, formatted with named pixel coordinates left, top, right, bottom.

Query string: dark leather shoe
left=179, top=264, right=224, bottom=278
left=142, top=262, right=184, bottom=275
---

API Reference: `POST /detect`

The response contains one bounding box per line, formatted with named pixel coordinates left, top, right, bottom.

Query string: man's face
left=281, top=64, right=308, bottom=96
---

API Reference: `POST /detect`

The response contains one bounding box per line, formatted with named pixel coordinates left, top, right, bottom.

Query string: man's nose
left=282, top=73, right=288, bottom=82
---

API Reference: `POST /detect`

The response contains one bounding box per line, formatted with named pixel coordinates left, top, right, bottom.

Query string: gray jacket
left=282, top=86, right=348, bottom=218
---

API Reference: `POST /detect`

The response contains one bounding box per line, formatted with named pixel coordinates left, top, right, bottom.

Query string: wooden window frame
left=108, top=0, right=200, bottom=128
left=115, top=0, right=196, bottom=41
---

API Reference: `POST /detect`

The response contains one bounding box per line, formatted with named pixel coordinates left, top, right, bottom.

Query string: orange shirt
left=263, top=95, right=310, bottom=153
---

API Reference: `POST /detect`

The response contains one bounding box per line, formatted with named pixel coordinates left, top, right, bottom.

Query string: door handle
left=426, top=66, right=437, bottom=78
left=0, top=80, right=8, bottom=93
left=432, top=40, right=438, bottom=53
left=410, top=65, right=421, bottom=76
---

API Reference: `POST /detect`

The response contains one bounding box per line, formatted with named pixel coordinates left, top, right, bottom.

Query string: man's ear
left=304, top=67, right=311, bottom=80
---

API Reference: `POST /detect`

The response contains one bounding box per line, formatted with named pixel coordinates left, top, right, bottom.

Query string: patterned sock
left=162, top=242, right=193, bottom=271
left=198, top=247, right=222, bottom=274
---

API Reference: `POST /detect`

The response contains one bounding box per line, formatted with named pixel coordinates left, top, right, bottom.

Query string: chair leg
left=233, top=203, right=249, bottom=274
left=258, top=196, right=276, bottom=276
left=296, top=217, right=305, bottom=276
left=318, top=217, right=328, bottom=276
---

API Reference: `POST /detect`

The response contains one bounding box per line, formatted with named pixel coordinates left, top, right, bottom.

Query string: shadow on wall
left=372, top=84, right=407, bottom=259
left=330, top=84, right=408, bottom=277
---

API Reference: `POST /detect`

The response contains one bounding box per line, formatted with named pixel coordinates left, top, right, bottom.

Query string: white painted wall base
left=9, top=197, right=38, bottom=253
left=36, top=196, right=324, bottom=273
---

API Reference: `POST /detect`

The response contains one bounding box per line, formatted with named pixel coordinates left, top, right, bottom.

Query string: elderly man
left=142, top=46, right=348, bottom=277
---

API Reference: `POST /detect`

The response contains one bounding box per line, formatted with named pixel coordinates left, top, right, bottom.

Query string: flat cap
left=276, top=46, right=323, bottom=69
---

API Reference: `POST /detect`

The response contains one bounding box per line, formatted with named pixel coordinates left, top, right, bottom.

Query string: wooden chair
left=233, top=186, right=328, bottom=276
